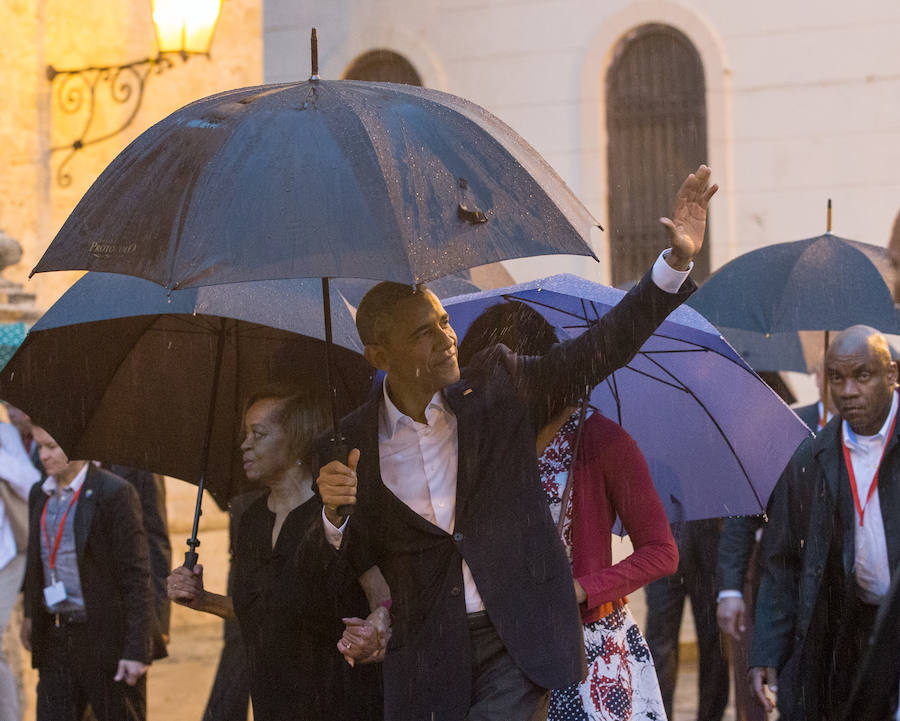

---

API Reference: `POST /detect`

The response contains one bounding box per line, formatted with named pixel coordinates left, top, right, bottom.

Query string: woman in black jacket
left=168, top=385, right=388, bottom=720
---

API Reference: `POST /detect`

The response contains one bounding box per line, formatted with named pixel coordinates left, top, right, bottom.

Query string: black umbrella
left=715, top=327, right=817, bottom=373
left=30, top=31, right=600, bottom=495
left=687, top=233, right=900, bottom=334
left=31, top=35, right=597, bottom=290
left=687, top=230, right=900, bottom=410
left=0, top=272, right=373, bottom=565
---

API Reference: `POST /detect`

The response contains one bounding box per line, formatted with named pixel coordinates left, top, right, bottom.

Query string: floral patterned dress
left=540, top=409, right=667, bottom=721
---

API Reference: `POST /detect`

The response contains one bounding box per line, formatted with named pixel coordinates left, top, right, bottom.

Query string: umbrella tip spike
left=826, top=197, right=832, bottom=234
left=310, top=28, right=320, bottom=81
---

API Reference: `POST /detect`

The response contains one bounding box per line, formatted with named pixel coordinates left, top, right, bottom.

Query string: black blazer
left=23, top=464, right=153, bottom=671
left=751, top=416, right=900, bottom=720
left=793, top=402, right=820, bottom=433
left=107, top=464, right=172, bottom=657
left=320, top=270, right=694, bottom=721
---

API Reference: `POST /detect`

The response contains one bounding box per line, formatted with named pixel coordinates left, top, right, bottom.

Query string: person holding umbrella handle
left=317, top=166, right=717, bottom=720
left=167, top=385, right=388, bottom=721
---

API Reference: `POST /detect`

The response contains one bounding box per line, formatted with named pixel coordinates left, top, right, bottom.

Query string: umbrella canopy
left=716, top=327, right=817, bottom=373
left=0, top=273, right=372, bottom=508
left=31, top=78, right=598, bottom=290
left=445, top=274, right=810, bottom=523
left=687, top=234, right=900, bottom=334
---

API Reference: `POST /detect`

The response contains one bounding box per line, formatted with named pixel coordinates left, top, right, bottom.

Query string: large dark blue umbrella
left=30, top=45, right=597, bottom=290
left=29, top=35, right=600, bottom=466
left=445, top=274, right=810, bottom=523
left=0, top=272, right=373, bottom=564
left=687, top=234, right=900, bottom=334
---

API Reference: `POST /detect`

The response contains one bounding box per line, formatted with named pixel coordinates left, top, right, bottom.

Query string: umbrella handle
left=184, top=548, right=199, bottom=570
left=323, top=435, right=355, bottom=516
left=184, top=476, right=205, bottom=569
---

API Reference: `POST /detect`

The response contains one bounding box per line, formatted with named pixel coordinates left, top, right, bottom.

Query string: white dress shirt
left=324, top=250, right=691, bottom=612
left=0, top=422, right=41, bottom=570
left=842, top=391, right=898, bottom=604
left=816, top=401, right=834, bottom=431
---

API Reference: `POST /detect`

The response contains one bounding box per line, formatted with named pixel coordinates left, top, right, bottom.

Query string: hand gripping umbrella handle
left=324, top=435, right=355, bottom=517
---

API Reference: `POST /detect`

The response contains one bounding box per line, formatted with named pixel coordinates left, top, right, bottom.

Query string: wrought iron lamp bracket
left=46, top=51, right=204, bottom=187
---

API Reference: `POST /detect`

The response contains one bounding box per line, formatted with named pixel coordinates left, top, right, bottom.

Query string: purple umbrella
left=445, top=274, right=810, bottom=523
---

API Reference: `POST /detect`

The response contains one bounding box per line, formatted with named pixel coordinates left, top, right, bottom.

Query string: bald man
left=749, top=326, right=900, bottom=720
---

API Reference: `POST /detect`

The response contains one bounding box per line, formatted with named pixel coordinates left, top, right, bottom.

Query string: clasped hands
left=337, top=605, right=391, bottom=666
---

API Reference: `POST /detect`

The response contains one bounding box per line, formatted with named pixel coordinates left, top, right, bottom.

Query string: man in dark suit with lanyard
left=716, top=363, right=832, bottom=720
left=750, top=326, right=900, bottom=720
left=317, top=166, right=717, bottom=720
left=21, top=426, right=153, bottom=721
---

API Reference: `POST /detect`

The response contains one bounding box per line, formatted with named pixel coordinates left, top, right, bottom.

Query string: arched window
left=343, top=50, right=422, bottom=86
left=606, top=24, right=709, bottom=287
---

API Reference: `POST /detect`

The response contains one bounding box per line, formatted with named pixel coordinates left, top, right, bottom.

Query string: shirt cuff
left=716, top=590, right=744, bottom=603
left=651, top=250, right=693, bottom=293
left=322, top=507, right=348, bottom=549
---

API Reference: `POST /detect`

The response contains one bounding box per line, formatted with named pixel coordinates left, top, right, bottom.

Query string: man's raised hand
left=319, top=448, right=360, bottom=526
left=661, top=164, right=718, bottom=270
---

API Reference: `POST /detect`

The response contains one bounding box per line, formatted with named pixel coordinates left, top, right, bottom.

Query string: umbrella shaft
left=322, top=278, right=341, bottom=437
left=185, top=476, right=204, bottom=569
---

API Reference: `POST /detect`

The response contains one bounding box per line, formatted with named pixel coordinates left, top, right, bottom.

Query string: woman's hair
left=457, top=300, right=559, bottom=367
left=243, top=383, right=331, bottom=466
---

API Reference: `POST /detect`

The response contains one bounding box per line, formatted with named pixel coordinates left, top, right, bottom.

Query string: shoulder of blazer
left=83, top=464, right=135, bottom=504
left=28, top=480, right=44, bottom=507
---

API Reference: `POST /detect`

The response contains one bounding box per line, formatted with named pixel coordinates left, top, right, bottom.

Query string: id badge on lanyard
left=41, top=485, right=83, bottom=607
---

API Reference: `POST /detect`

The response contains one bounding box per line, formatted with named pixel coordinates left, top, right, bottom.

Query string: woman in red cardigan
left=459, top=301, right=678, bottom=721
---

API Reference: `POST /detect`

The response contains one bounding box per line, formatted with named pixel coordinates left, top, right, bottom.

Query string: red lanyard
left=40, top=483, right=83, bottom=578
left=842, top=410, right=898, bottom=526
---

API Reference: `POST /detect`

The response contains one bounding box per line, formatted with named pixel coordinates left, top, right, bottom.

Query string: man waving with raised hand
left=318, top=166, right=717, bottom=721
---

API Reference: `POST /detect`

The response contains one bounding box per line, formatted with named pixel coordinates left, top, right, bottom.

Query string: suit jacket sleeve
left=22, top=483, right=45, bottom=618
left=107, top=480, right=154, bottom=664
left=717, top=515, right=763, bottom=592
left=749, top=447, right=810, bottom=670
left=576, top=417, right=678, bottom=607
left=109, top=465, right=172, bottom=636
left=511, top=270, right=695, bottom=427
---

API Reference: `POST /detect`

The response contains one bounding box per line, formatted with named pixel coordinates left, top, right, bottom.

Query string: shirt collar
left=380, top=379, right=449, bottom=439
left=816, top=401, right=834, bottom=429
left=42, top=463, right=89, bottom=496
left=842, top=390, right=899, bottom=450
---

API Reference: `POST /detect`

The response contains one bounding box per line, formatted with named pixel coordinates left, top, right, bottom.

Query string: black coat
left=319, top=270, right=694, bottom=721
left=793, top=402, right=820, bottom=434
left=842, top=562, right=900, bottom=720
left=23, top=464, right=153, bottom=671
left=107, top=464, right=171, bottom=657
left=233, top=494, right=381, bottom=721
left=750, top=416, right=900, bottom=720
